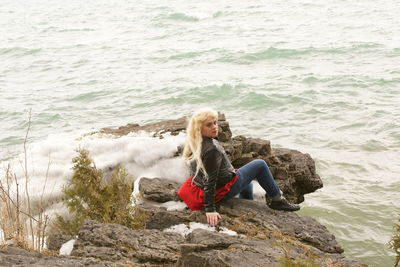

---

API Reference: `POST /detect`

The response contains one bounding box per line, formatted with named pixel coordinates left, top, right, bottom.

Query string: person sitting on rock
left=177, top=108, right=300, bottom=227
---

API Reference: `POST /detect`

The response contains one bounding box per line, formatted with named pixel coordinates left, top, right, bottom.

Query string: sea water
left=1, top=0, right=399, bottom=265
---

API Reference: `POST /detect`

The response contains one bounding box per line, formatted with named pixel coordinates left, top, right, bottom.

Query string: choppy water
left=1, top=0, right=400, bottom=265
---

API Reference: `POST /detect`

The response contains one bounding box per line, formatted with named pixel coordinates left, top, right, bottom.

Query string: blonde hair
left=183, top=108, right=218, bottom=178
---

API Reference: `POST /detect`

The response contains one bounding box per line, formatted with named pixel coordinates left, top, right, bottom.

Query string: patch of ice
left=0, top=230, right=4, bottom=243
left=131, top=176, right=143, bottom=206
left=59, top=239, right=76, bottom=256
left=188, top=222, right=215, bottom=232
left=163, top=223, right=191, bottom=237
left=253, top=181, right=266, bottom=201
left=163, top=222, right=238, bottom=237
left=219, top=227, right=237, bottom=236
left=159, top=201, right=187, bottom=211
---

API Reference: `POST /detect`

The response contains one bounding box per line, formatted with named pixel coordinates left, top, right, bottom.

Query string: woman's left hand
left=206, top=212, right=222, bottom=226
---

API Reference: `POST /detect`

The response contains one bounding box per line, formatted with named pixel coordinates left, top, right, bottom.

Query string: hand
left=206, top=212, right=222, bottom=227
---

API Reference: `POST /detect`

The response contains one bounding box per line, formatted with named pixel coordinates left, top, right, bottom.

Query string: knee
left=253, top=159, right=268, bottom=168
left=253, top=159, right=270, bottom=172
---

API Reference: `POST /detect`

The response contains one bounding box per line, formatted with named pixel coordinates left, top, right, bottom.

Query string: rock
left=217, top=120, right=232, bottom=142
left=219, top=198, right=342, bottom=253
left=135, top=191, right=363, bottom=266
left=178, top=228, right=283, bottom=267
left=101, top=116, right=188, bottom=137
left=72, top=220, right=184, bottom=266
left=139, top=194, right=343, bottom=255
left=177, top=227, right=365, bottom=267
left=134, top=187, right=356, bottom=262
left=219, top=140, right=242, bottom=162
left=265, top=148, right=323, bottom=203
left=141, top=206, right=194, bottom=230
left=0, top=246, right=121, bottom=266
left=101, top=112, right=233, bottom=141
left=139, top=177, right=181, bottom=203
left=0, top=183, right=365, bottom=266
left=231, top=152, right=255, bottom=167
left=238, top=136, right=272, bottom=156
left=0, top=214, right=366, bottom=266
left=58, top=214, right=366, bottom=266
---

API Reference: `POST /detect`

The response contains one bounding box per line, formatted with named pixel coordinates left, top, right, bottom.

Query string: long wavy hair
left=183, top=108, right=218, bottom=178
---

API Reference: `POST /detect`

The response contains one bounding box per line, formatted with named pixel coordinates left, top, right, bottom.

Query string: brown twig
left=23, top=109, right=34, bottom=248
left=0, top=110, right=52, bottom=251
left=0, top=185, right=39, bottom=223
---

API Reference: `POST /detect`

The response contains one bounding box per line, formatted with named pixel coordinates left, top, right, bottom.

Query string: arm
left=203, top=148, right=223, bottom=225
left=203, top=148, right=222, bottom=212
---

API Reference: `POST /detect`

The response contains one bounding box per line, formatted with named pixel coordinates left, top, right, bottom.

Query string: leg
left=239, top=183, right=253, bottom=200
left=223, top=159, right=300, bottom=211
left=223, top=159, right=280, bottom=200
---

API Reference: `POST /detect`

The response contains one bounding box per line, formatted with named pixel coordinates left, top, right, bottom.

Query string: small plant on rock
left=278, top=242, right=319, bottom=267
left=53, top=149, right=147, bottom=235
left=389, top=218, right=400, bottom=267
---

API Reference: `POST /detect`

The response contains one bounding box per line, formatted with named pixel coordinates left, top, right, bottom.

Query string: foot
left=268, top=198, right=300, bottom=211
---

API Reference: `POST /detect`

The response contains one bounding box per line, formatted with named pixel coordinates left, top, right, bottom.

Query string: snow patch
left=163, top=222, right=238, bottom=237
left=59, top=239, right=76, bottom=256
left=158, top=201, right=187, bottom=211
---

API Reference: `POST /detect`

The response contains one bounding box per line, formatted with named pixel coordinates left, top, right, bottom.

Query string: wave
left=301, top=74, right=400, bottom=88
left=166, top=13, right=199, bottom=22
left=169, top=51, right=202, bottom=60
left=237, top=91, right=309, bottom=109
left=360, top=139, right=389, bottom=152
left=214, top=43, right=384, bottom=64
left=144, top=85, right=312, bottom=110
left=58, top=28, right=95, bottom=32
left=66, top=89, right=110, bottom=102
left=0, top=131, right=188, bottom=219
left=0, top=47, right=42, bottom=57
left=215, top=47, right=310, bottom=64
left=164, top=10, right=224, bottom=22
left=147, top=83, right=243, bottom=106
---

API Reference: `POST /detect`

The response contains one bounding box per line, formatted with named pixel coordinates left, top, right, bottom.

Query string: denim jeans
left=222, top=159, right=281, bottom=201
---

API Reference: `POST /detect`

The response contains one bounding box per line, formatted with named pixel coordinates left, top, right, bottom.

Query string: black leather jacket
left=190, top=137, right=236, bottom=212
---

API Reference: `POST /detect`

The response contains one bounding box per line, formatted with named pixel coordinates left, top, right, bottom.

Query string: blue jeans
left=222, top=159, right=281, bottom=201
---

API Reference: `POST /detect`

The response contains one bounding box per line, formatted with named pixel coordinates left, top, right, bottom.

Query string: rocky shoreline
left=0, top=113, right=367, bottom=266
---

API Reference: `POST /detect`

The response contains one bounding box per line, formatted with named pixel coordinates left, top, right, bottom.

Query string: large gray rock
left=101, top=116, right=188, bottom=137
left=0, top=246, right=121, bottom=267
left=266, top=148, right=323, bottom=203
left=68, top=217, right=365, bottom=267
left=139, top=177, right=181, bottom=203
left=179, top=228, right=365, bottom=267
left=137, top=193, right=342, bottom=254
left=1, top=198, right=366, bottom=266
left=218, top=198, right=342, bottom=254
left=72, top=220, right=184, bottom=266
left=138, top=177, right=330, bottom=253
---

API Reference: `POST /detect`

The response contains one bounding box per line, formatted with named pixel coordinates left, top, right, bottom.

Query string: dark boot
left=268, top=197, right=300, bottom=211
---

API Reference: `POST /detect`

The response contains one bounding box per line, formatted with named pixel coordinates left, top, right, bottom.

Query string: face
left=201, top=117, right=218, bottom=138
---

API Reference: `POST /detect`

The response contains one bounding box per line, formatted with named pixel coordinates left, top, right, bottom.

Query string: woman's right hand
left=206, top=212, right=222, bottom=226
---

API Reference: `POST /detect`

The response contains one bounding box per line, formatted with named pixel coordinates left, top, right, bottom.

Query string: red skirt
left=177, top=175, right=238, bottom=211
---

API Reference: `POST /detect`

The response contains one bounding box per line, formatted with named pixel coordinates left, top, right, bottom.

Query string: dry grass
left=0, top=110, right=50, bottom=252
left=225, top=211, right=347, bottom=267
